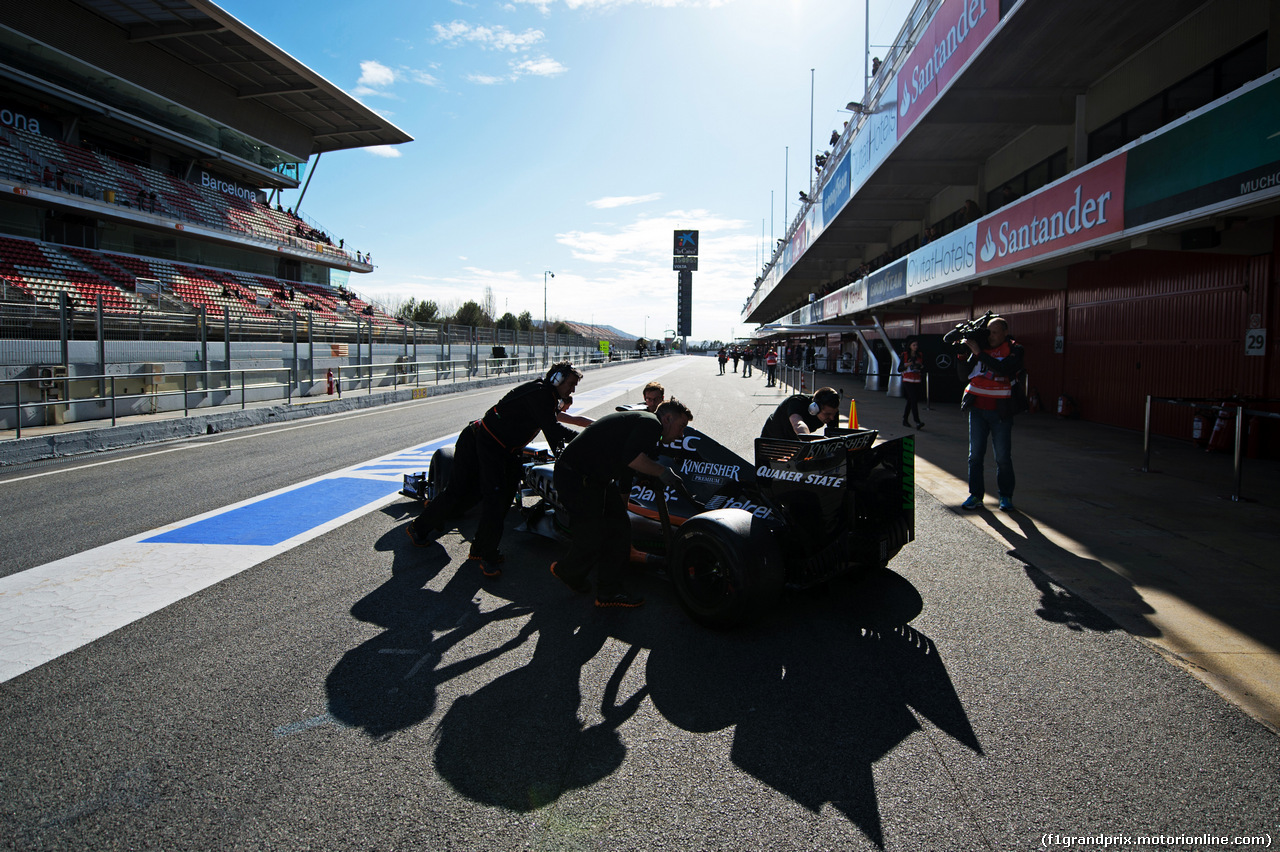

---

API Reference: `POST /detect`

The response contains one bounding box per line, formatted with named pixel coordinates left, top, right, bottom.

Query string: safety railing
left=1142, top=395, right=1280, bottom=502
left=2, top=366, right=294, bottom=440
left=331, top=356, right=541, bottom=396
left=330, top=349, right=654, bottom=397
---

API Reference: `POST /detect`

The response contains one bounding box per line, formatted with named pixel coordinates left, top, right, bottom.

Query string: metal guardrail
left=3, top=349, right=662, bottom=440
left=2, top=366, right=294, bottom=440
left=330, top=350, right=650, bottom=397
left=1142, top=395, right=1280, bottom=502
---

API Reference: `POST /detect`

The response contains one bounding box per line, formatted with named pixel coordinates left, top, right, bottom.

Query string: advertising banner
left=199, top=170, right=263, bottom=205
left=866, top=257, right=909, bottom=307
left=841, top=280, right=867, bottom=316
left=822, top=291, right=842, bottom=320
left=976, top=153, right=1126, bottom=274
left=822, top=152, right=851, bottom=226
left=811, top=295, right=827, bottom=323
left=897, top=0, right=999, bottom=138
left=907, top=222, right=976, bottom=295
left=1125, top=73, right=1280, bottom=227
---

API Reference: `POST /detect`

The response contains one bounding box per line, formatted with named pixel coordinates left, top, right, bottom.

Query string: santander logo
left=976, top=153, right=1127, bottom=273
left=979, top=230, right=997, bottom=262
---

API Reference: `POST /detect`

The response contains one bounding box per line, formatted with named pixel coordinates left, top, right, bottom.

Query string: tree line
left=392, top=296, right=572, bottom=336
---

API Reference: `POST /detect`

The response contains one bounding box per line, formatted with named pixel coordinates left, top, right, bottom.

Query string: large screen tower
left=673, top=229, right=698, bottom=339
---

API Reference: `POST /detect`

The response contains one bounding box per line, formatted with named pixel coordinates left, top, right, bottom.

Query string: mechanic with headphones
left=406, top=362, right=584, bottom=579
left=760, top=386, right=842, bottom=440
left=549, top=398, right=694, bottom=609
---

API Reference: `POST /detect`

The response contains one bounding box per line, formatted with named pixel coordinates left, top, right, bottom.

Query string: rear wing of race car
left=753, top=428, right=915, bottom=571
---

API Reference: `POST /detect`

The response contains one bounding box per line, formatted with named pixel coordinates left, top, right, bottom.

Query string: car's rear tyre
left=669, top=509, right=784, bottom=628
left=427, top=445, right=454, bottom=501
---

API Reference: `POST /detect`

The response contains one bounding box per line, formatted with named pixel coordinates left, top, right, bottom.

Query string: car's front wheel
left=427, top=445, right=454, bottom=501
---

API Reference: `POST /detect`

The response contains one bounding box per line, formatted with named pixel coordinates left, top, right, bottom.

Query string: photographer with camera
left=958, top=316, right=1025, bottom=512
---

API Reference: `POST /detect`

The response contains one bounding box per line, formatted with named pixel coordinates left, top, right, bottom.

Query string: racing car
left=404, top=422, right=915, bottom=628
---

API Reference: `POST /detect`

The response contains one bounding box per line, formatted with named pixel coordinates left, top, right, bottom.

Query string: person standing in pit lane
left=960, top=317, right=1025, bottom=512
left=548, top=399, right=694, bottom=609
left=901, top=338, right=926, bottom=429
left=406, top=362, right=583, bottom=578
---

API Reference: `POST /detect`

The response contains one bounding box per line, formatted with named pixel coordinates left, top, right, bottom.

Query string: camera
left=942, top=310, right=995, bottom=351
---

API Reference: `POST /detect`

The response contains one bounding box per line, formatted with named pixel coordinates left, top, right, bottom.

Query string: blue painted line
left=143, top=477, right=399, bottom=546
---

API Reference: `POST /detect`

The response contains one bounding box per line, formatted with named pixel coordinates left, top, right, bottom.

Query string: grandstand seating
left=0, top=125, right=356, bottom=261
left=0, top=235, right=399, bottom=327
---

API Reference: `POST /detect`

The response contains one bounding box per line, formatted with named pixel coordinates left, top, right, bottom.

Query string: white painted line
left=0, top=358, right=690, bottom=683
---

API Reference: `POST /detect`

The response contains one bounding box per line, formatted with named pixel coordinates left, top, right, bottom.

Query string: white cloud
left=509, top=0, right=733, bottom=10
left=365, top=146, right=403, bottom=158
left=511, top=56, right=567, bottom=77
left=588, top=193, right=663, bottom=209
left=463, top=55, right=567, bottom=85
left=433, top=20, right=546, bottom=52
left=556, top=209, right=747, bottom=264
left=351, top=59, right=441, bottom=97
left=358, top=59, right=397, bottom=88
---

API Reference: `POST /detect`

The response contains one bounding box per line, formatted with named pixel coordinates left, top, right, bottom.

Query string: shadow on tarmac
left=327, top=515, right=983, bottom=847
left=975, top=507, right=1158, bottom=636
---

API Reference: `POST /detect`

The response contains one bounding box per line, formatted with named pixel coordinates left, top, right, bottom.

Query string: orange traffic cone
left=848, top=399, right=858, bottom=428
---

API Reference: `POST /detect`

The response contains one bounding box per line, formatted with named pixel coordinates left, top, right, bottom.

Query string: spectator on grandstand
left=42, top=166, right=53, bottom=187
left=872, top=56, right=882, bottom=75
left=829, top=129, right=840, bottom=146
left=149, top=191, right=157, bottom=213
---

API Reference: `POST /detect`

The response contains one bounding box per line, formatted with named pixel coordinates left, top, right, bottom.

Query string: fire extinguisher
left=1056, top=394, right=1077, bottom=418
left=1191, top=406, right=1213, bottom=448
left=326, top=368, right=336, bottom=395
left=1206, top=403, right=1236, bottom=452
left=1027, top=389, right=1041, bottom=414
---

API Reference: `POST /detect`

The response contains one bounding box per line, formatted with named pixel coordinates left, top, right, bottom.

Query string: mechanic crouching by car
left=406, top=362, right=583, bottom=578
left=549, top=399, right=694, bottom=609
left=760, top=386, right=842, bottom=439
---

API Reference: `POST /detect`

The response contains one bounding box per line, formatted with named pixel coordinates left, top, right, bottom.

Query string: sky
left=216, top=0, right=914, bottom=344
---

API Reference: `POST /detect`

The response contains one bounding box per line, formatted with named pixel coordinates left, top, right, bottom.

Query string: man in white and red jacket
left=959, top=317, right=1025, bottom=512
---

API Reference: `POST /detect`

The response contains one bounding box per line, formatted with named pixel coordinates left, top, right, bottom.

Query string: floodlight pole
left=543, top=270, right=553, bottom=366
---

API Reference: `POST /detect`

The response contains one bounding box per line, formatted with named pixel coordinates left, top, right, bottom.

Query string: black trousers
left=553, top=466, right=631, bottom=596
left=410, top=424, right=522, bottom=558
left=902, top=381, right=923, bottom=424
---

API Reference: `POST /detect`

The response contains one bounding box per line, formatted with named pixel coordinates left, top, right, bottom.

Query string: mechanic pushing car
left=406, top=362, right=584, bottom=578
left=549, top=399, right=694, bottom=609
left=760, top=386, right=842, bottom=439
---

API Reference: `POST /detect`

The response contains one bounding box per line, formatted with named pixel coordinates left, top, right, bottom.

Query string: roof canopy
left=69, top=0, right=412, bottom=156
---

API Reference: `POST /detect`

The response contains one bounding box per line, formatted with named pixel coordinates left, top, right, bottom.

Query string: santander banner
left=976, top=153, right=1127, bottom=274
left=897, top=0, right=999, bottom=138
